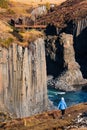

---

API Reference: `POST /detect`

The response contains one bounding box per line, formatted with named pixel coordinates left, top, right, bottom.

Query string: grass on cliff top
left=9, top=0, right=66, bottom=6
left=0, top=0, right=8, bottom=9
left=36, top=0, right=87, bottom=28
left=0, top=37, right=14, bottom=48
left=15, top=29, right=44, bottom=47
left=0, top=20, right=14, bottom=48
left=20, top=29, right=44, bottom=41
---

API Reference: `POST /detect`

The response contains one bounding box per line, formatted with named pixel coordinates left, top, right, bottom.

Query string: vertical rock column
left=55, top=33, right=87, bottom=91
left=0, top=38, right=48, bottom=117
left=20, top=38, right=48, bottom=117
left=0, top=47, right=9, bottom=109
left=76, top=16, right=87, bottom=36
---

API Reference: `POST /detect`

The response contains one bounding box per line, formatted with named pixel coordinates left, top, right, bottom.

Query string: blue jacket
left=58, top=99, right=67, bottom=110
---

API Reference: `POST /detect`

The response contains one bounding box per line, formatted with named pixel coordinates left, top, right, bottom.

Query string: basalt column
left=55, top=33, right=87, bottom=91
left=0, top=38, right=48, bottom=117
left=74, top=17, right=87, bottom=78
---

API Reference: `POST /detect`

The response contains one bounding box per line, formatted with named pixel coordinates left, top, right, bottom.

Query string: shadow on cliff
left=74, top=27, right=87, bottom=78
left=45, top=23, right=57, bottom=35
left=45, top=23, right=69, bottom=78
left=45, top=36, right=65, bottom=78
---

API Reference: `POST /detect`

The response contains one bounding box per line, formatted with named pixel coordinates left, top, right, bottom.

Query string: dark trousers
left=61, top=109, right=65, bottom=115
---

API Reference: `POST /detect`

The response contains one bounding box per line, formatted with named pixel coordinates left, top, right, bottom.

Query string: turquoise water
left=48, top=88, right=87, bottom=107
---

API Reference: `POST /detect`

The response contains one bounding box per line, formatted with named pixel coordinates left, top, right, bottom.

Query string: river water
left=48, top=87, right=87, bottom=107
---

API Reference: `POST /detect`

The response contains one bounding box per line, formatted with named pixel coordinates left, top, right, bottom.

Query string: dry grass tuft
left=36, top=0, right=87, bottom=28
left=0, top=20, right=12, bottom=32
left=20, top=29, right=44, bottom=43
left=0, top=37, right=14, bottom=48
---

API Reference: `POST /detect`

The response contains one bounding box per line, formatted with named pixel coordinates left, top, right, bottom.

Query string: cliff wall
left=74, top=17, right=87, bottom=78
left=46, top=16, right=87, bottom=91
left=0, top=38, right=48, bottom=117
left=55, top=33, right=87, bottom=91
left=76, top=16, right=87, bottom=36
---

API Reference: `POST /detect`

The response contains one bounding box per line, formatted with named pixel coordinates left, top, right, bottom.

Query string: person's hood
left=61, top=97, right=64, bottom=101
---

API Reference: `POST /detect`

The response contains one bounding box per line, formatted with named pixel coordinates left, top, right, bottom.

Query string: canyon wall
left=76, top=16, right=87, bottom=36
left=74, top=17, right=87, bottom=78
left=0, top=38, right=48, bottom=117
left=55, top=33, right=87, bottom=91
left=47, top=17, right=87, bottom=91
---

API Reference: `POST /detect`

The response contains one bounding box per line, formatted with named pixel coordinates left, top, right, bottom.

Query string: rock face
left=45, top=16, right=87, bottom=91
left=76, top=16, right=87, bottom=37
left=36, top=0, right=87, bottom=91
left=55, top=33, right=87, bottom=91
left=45, top=35, right=64, bottom=78
left=0, top=38, right=48, bottom=117
left=74, top=17, right=87, bottom=78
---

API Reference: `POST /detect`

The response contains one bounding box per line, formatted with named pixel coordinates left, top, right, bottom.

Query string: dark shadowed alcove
left=45, top=36, right=65, bottom=78
left=74, top=27, right=87, bottom=78
left=45, top=23, right=57, bottom=36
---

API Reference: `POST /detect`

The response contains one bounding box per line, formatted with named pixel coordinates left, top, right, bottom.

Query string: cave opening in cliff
left=45, top=36, right=65, bottom=78
left=45, top=23, right=57, bottom=36
left=74, top=27, right=87, bottom=78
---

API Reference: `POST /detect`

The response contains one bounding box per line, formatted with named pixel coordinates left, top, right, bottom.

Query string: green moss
left=0, top=37, right=14, bottom=48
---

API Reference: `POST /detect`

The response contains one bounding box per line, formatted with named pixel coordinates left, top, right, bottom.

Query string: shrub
left=0, top=0, right=8, bottom=8
left=7, top=8, right=15, bottom=14
left=0, top=37, right=14, bottom=48
left=45, top=2, right=50, bottom=11
left=20, top=29, right=44, bottom=43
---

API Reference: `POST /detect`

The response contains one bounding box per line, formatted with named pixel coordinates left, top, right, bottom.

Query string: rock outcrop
left=37, top=0, right=87, bottom=91
left=55, top=33, right=87, bottom=91
left=74, top=17, right=87, bottom=78
left=0, top=38, right=48, bottom=117
left=76, top=16, right=87, bottom=37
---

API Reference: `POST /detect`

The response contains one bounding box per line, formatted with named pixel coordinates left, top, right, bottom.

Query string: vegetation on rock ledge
left=0, top=0, right=8, bottom=8
left=36, top=0, right=87, bottom=29
left=0, top=37, right=14, bottom=48
left=12, top=29, right=44, bottom=47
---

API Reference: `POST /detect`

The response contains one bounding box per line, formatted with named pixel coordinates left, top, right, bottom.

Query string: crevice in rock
left=45, top=36, right=65, bottom=78
left=74, top=27, right=87, bottom=78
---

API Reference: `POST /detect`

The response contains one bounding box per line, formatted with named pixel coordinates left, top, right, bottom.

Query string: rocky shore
left=47, top=75, right=87, bottom=92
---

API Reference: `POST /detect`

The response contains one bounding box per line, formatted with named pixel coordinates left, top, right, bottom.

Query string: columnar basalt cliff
left=45, top=16, right=87, bottom=91
left=76, top=16, right=87, bottom=37
left=0, top=38, right=48, bottom=117
left=74, top=17, right=87, bottom=78
left=55, top=33, right=87, bottom=91
left=36, top=0, right=87, bottom=91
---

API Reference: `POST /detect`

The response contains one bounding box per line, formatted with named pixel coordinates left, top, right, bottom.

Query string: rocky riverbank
left=47, top=75, right=87, bottom=92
